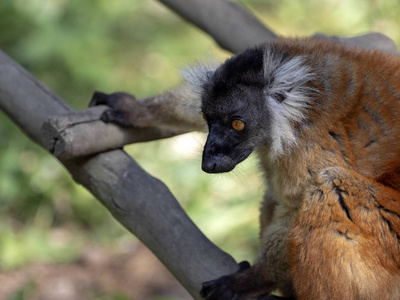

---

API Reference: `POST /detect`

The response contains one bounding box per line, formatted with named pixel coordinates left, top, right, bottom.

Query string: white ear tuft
left=180, top=59, right=219, bottom=94
left=263, top=49, right=316, bottom=157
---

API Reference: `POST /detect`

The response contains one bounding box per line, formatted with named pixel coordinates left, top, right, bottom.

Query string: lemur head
left=183, top=43, right=314, bottom=173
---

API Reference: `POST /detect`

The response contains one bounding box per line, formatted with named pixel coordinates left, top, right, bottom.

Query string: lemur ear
left=262, top=47, right=315, bottom=156
left=181, top=59, right=219, bottom=94
left=206, top=71, right=214, bottom=80
left=263, top=48, right=313, bottom=105
left=271, top=92, right=286, bottom=103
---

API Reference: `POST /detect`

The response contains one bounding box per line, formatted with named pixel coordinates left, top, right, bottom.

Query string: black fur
left=201, top=48, right=272, bottom=173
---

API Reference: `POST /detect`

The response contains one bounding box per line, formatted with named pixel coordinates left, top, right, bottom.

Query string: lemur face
left=199, top=47, right=274, bottom=173
left=201, top=74, right=268, bottom=174
left=184, top=44, right=314, bottom=173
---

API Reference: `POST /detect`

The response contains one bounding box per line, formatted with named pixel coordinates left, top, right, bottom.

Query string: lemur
left=90, top=37, right=400, bottom=300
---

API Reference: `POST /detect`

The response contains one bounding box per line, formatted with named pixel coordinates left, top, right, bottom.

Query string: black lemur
left=90, top=37, right=400, bottom=300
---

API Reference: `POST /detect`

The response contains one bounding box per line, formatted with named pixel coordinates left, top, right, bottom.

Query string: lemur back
left=280, top=39, right=400, bottom=188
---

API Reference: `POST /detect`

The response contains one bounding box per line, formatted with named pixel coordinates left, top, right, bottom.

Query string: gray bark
left=41, top=105, right=189, bottom=160
left=158, top=0, right=277, bottom=53
left=312, top=32, right=398, bottom=54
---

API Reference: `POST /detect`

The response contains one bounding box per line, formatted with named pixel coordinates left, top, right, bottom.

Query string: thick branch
left=158, top=0, right=277, bottom=53
left=0, top=50, right=238, bottom=299
left=313, top=32, right=398, bottom=54
left=41, top=105, right=189, bottom=160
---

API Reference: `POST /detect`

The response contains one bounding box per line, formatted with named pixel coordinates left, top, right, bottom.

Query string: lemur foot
left=90, top=91, right=152, bottom=127
left=200, top=261, right=251, bottom=300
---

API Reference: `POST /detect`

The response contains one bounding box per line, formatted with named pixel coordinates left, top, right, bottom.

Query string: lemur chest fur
left=257, top=146, right=313, bottom=210
left=256, top=134, right=349, bottom=210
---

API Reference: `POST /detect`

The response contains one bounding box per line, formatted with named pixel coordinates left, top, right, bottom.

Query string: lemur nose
left=202, top=160, right=217, bottom=173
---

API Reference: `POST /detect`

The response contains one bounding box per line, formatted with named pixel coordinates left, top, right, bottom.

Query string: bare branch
left=312, top=32, right=398, bottom=54
left=0, top=49, right=238, bottom=299
left=41, top=105, right=190, bottom=160
left=157, top=0, right=277, bottom=53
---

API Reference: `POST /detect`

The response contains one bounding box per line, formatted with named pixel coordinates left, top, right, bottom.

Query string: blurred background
left=0, top=0, right=399, bottom=299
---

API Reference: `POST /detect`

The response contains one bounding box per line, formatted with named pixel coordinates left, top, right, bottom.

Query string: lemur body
left=91, top=38, right=400, bottom=299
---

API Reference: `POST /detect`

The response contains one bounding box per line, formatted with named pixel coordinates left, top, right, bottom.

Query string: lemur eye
left=232, top=119, right=245, bottom=131
left=202, top=113, right=207, bottom=122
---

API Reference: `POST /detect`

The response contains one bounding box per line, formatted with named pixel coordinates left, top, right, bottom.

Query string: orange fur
left=258, top=38, right=400, bottom=299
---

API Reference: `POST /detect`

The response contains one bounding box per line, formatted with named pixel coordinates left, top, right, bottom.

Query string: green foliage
left=0, top=0, right=399, bottom=299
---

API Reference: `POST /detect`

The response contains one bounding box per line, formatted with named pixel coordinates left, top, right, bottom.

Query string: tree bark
left=312, top=32, right=398, bottom=54
left=41, top=105, right=190, bottom=160
left=158, top=0, right=277, bottom=53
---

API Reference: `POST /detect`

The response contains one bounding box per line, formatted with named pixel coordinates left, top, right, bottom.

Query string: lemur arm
left=42, top=86, right=206, bottom=160
left=89, top=86, right=206, bottom=133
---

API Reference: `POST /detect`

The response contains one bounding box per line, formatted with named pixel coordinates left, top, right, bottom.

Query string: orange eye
left=202, top=113, right=207, bottom=122
left=232, top=119, right=245, bottom=131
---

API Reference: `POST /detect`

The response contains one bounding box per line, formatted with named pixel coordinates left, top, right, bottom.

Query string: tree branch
left=41, top=105, right=190, bottom=160
left=312, top=32, right=398, bottom=54
left=158, top=0, right=277, bottom=53
left=0, top=49, right=238, bottom=299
